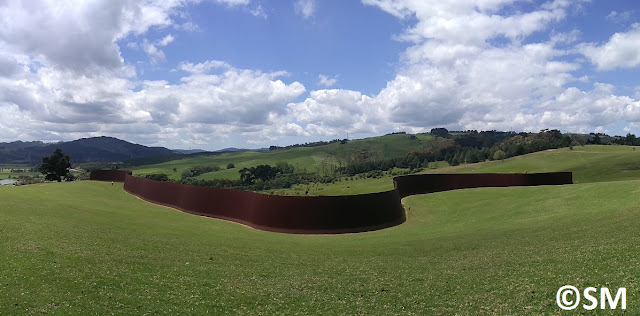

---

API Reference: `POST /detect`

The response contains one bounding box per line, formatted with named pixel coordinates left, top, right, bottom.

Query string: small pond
left=0, top=179, right=17, bottom=186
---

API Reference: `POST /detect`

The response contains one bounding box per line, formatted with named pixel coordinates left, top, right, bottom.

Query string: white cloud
left=295, top=0, right=316, bottom=19
left=606, top=10, right=635, bottom=24
left=1, top=0, right=640, bottom=148
left=140, top=34, right=177, bottom=64
left=318, top=74, right=338, bottom=87
left=0, top=0, right=187, bottom=72
left=363, top=0, right=570, bottom=45
left=215, top=0, right=251, bottom=6
left=579, top=23, right=640, bottom=71
left=142, top=40, right=166, bottom=65
left=283, top=0, right=639, bottom=137
left=158, top=34, right=175, bottom=47
left=178, top=60, right=232, bottom=73
left=0, top=57, right=306, bottom=143
left=250, top=4, right=267, bottom=19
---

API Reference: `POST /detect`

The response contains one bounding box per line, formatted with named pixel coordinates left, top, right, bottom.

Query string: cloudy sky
left=1, top=0, right=639, bottom=150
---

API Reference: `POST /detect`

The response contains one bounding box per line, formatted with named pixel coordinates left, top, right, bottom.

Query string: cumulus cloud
left=579, top=23, right=640, bottom=71
left=363, top=0, right=571, bottom=45
left=0, top=57, right=306, bottom=144
left=290, top=89, right=373, bottom=133
left=0, top=0, right=187, bottom=72
left=285, top=0, right=639, bottom=137
left=1, top=0, right=640, bottom=148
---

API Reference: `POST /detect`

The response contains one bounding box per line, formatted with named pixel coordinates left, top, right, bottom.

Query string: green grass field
left=290, top=145, right=640, bottom=196
left=440, top=145, right=640, bottom=184
left=130, top=134, right=438, bottom=180
left=1, top=178, right=638, bottom=314
left=0, top=166, right=38, bottom=180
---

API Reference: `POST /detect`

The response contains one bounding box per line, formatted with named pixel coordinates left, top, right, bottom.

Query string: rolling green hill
left=439, top=145, right=640, bottom=184
left=130, top=133, right=438, bottom=180
left=276, top=145, right=640, bottom=196
left=1, top=174, right=638, bottom=314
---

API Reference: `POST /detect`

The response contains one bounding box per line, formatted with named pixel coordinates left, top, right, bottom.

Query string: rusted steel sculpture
left=90, top=170, right=572, bottom=234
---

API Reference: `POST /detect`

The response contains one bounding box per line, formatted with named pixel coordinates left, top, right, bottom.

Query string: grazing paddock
left=1, top=179, right=637, bottom=314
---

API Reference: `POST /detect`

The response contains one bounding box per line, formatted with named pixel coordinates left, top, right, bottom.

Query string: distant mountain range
left=0, top=137, right=269, bottom=165
left=0, top=136, right=176, bottom=164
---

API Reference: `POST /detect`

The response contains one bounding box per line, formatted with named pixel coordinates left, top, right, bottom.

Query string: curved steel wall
left=393, top=172, right=573, bottom=198
left=123, top=174, right=405, bottom=234
left=89, top=170, right=132, bottom=182
left=90, top=170, right=572, bottom=234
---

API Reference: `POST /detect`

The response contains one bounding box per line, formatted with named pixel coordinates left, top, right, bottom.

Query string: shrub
left=145, top=173, right=170, bottom=181
left=181, top=165, right=221, bottom=179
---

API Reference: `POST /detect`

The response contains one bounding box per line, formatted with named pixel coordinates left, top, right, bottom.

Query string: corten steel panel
left=393, top=172, right=573, bottom=198
left=95, top=170, right=571, bottom=234
left=122, top=174, right=406, bottom=234
left=89, top=170, right=133, bottom=182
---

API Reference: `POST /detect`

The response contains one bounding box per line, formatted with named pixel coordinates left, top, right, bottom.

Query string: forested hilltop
left=0, top=136, right=174, bottom=164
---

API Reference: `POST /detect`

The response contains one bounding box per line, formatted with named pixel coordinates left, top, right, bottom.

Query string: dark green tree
left=430, top=127, right=449, bottom=138
left=38, top=149, right=71, bottom=182
left=625, top=133, right=637, bottom=146
left=493, top=150, right=506, bottom=161
left=275, top=161, right=295, bottom=174
left=239, top=168, right=254, bottom=185
left=252, top=165, right=279, bottom=182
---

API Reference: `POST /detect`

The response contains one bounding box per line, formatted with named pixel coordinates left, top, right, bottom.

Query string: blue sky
left=123, top=0, right=407, bottom=95
left=1, top=0, right=639, bottom=150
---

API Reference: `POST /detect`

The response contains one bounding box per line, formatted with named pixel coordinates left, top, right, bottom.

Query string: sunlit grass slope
left=439, top=145, right=640, bottom=183
left=130, top=134, right=436, bottom=180
left=1, top=180, right=638, bottom=314
left=278, top=145, right=640, bottom=196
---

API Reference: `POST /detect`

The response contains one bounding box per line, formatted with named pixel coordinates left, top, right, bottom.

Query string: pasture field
left=130, top=134, right=437, bottom=180
left=441, top=145, right=640, bottom=184
left=287, top=145, right=640, bottom=196
left=273, top=175, right=395, bottom=196
left=0, top=165, right=38, bottom=180
left=1, top=177, right=638, bottom=314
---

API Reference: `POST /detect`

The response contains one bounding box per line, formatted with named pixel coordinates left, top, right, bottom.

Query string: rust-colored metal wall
left=393, top=172, right=573, bottom=198
left=122, top=174, right=405, bottom=234
left=90, top=170, right=571, bottom=234
left=89, top=170, right=132, bottom=182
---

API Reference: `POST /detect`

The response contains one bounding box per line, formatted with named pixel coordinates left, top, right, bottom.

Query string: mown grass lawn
left=1, top=179, right=638, bottom=314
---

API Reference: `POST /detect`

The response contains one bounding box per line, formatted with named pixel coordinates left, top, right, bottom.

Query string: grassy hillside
left=130, top=134, right=437, bottom=180
left=1, top=178, right=638, bottom=314
left=277, top=145, right=640, bottom=196
left=440, top=145, right=640, bottom=184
